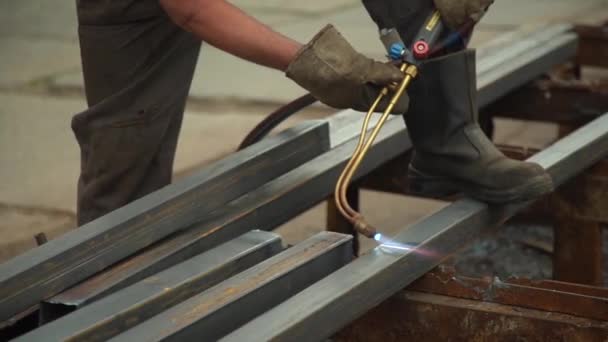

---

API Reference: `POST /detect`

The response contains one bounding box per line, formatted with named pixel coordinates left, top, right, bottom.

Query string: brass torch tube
left=339, top=73, right=413, bottom=213
left=333, top=88, right=388, bottom=220
left=335, top=63, right=417, bottom=236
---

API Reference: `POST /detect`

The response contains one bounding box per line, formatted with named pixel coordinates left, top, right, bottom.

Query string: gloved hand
left=286, top=24, right=409, bottom=114
left=434, top=0, right=494, bottom=30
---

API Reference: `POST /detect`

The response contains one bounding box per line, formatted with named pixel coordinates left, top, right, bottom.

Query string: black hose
left=237, top=93, right=318, bottom=150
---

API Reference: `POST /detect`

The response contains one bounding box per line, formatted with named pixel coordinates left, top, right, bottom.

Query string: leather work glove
left=434, top=0, right=494, bottom=30
left=286, top=24, right=409, bottom=114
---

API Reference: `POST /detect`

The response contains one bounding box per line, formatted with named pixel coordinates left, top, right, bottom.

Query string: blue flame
left=372, top=231, right=430, bottom=256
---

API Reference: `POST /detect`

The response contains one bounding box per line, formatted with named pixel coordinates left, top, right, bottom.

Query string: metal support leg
left=553, top=217, right=603, bottom=285
left=327, top=186, right=360, bottom=256
left=549, top=123, right=607, bottom=285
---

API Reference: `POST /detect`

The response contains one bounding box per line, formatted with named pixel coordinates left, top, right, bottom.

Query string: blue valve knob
left=389, top=43, right=405, bottom=60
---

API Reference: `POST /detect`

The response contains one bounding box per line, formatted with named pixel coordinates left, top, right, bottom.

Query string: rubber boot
left=404, top=49, right=554, bottom=203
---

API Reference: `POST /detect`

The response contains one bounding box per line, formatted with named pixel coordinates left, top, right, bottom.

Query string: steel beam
left=334, top=291, right=608, bottom=342
left=38, top=122, right=409, bottom=322
left=221, top=112, right=608, bottom=342
left=37, top=228, right=239, bottom=322
left=18, top=231, right=282, bottom=342
left=0, top=121, right=329, bottom=322
left=109, top=232, right=353, bottom=342
left=39, top=221, right=266, bottom=322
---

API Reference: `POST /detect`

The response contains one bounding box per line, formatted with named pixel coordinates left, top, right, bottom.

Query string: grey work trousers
left=72, top=2, right=201, bottom=226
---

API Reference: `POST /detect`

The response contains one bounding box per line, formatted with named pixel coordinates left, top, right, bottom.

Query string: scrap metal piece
left=109, top=232, right=353, bottom=342
left=17, top=231, right=282, bottom=342
left=0, top=121, right=329, bottom=322
left=221, top=112, right=608, bottom=342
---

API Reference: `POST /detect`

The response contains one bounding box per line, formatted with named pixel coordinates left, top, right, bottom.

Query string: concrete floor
left=1, top=0, right=607, bottom=262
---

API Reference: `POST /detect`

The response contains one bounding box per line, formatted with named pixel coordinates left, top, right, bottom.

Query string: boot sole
left=408, top=166, right=555, bottom=204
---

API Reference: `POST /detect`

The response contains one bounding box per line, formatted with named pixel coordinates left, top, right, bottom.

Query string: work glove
left=434, top=0, right=494, bottom=30
left=286, top=24, right=409, bottom=114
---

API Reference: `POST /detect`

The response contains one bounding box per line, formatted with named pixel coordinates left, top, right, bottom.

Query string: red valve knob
left=413, top=40, right=430, bottom=59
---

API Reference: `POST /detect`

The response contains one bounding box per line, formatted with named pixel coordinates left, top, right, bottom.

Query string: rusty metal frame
left=409, top=266, right=608, bottom=321
left=334, top=291, right=608, bottom=341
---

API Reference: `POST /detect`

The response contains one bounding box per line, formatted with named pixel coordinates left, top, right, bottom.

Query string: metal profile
left=18, top=231, right=282, bottom=342
left=110, top=232, right=353, bottom=342
left=39, top=119, right=410, bottom=320
left=0, top=120, right=329, bottom=322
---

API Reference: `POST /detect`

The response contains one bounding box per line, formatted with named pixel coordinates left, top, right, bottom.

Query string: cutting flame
left=374, top=233, right=435, bottom=257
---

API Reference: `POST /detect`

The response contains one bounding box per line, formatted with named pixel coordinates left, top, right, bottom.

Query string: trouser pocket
left=72, top=17, right=201, bottom=225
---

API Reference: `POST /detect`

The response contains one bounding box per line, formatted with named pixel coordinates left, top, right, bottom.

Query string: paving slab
left=0, top=94, right=83, bottom=212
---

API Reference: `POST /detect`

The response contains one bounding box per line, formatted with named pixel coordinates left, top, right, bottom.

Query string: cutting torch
left=334, top=8, right=448, bottom=239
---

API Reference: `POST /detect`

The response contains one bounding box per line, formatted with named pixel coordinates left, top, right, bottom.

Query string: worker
left=72, top=0, right=553, bottom=226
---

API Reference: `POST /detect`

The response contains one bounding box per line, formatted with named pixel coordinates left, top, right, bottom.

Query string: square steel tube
left=17, top=230, right=282, bottom=342
left=110, top=232, right=353, bottom=342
